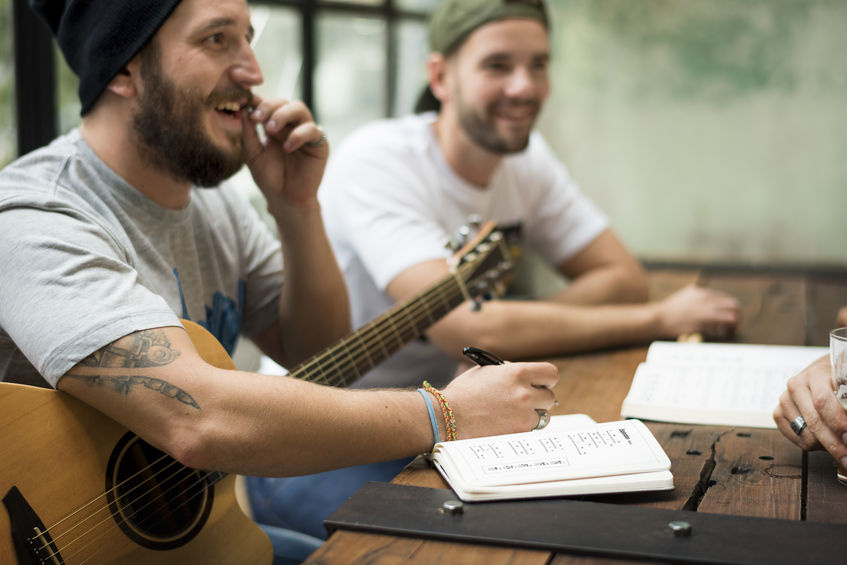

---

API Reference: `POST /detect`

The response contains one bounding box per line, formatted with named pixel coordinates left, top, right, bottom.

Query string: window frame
left=11, top=0, right=429, bottom=157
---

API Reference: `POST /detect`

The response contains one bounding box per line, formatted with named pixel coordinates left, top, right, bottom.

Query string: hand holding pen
left=462, top=346, right=553, bottom=430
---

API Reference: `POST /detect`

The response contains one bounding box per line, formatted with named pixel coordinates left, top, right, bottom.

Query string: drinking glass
left=830, top=328, right=847, bottom=485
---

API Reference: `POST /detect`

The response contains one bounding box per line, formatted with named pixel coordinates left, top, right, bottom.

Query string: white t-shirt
left=319, top=112, right=609, bottom=389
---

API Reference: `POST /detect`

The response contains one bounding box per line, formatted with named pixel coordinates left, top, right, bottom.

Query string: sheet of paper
left=434, top=419, right=668, bottom=488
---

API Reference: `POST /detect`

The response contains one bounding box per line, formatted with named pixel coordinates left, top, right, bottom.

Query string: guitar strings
left=293, top=260, right=471, bottom=385
left=35, top=451, right=185, bottom=560
left=74, top=469, right=229, bottom=565
left=39, top=453, right=223, bottom=563
left=69, top=467, right=222, bottom=565
left=33, top=239, right=504, bottom=561
left=294, top=253, right=492, bottom=387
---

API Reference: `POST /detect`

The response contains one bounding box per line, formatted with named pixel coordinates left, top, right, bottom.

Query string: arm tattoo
left=80, top=329, right=179, bottom=368
left=67, top=374, right=200, bottom=410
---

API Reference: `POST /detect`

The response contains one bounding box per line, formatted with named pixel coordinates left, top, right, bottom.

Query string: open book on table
left=431, top=415, right=673, bottom=502
left=621, top=341, right=829, bottom=428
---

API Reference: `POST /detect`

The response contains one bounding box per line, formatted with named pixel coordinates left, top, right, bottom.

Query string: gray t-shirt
left=0, top=130, right=283, bottom=388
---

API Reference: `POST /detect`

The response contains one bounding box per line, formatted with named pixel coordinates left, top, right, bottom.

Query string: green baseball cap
left=428, top=0, right=549, bottom=55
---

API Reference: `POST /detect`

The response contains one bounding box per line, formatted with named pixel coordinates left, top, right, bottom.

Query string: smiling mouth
left=215, top=100, right=249, bottom=117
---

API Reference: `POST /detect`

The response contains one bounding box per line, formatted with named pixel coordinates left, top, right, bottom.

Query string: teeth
left=216, top=102, right=241, bottom=112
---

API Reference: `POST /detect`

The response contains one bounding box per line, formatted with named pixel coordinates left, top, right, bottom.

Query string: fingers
left=444, top=361, right=560, bottom=438
left=837, top=306, right=847, bottom=327
left=774, top=358, right=847, bottom=468
left=774, top=389, right=820, bottom=451
left=247, top=97, right=326, bottom=153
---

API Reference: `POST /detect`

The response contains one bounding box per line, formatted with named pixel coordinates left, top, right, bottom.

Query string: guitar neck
left=289, top=262, right=475, bottom=388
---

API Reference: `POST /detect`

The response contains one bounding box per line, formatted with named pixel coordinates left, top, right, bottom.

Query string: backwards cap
left=29, top=0, right=182, bottom=115
left=428, top=0, right=549, bottom=55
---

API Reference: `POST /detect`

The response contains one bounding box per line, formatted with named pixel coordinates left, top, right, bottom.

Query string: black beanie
left=29, top=0, right=183, bottom=115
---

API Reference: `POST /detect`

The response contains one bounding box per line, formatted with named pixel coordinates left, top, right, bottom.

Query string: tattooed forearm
left=80, top=329, right=180, bottom=368
left=67, top=374, right=200, bottom=410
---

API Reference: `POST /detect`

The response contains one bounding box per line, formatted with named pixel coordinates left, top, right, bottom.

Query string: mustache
left=206, top=88, right=254, bottom=109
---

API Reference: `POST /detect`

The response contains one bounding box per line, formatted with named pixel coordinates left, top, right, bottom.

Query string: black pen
left=462, top=346, right=505, bottom=366
left=464, top=346, right=559, bottom=405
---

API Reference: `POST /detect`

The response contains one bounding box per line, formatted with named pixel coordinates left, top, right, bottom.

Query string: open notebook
left=431, top=415, right=673, bottom=502
left=621, top=341, right=828, bottom=428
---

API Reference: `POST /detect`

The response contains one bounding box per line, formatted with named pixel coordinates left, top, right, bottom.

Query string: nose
left=504, top=66, right=539, bottom=99
left=230, top=40, right=264, bottom=88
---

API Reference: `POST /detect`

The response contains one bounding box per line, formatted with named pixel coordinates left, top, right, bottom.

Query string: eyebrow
left=196, top=17, right=255, bottom=39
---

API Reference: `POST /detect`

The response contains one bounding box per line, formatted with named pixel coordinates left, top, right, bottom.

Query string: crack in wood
left=682, top=430, right=731, bottom=511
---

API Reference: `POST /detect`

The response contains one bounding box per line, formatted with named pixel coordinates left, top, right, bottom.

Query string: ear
left=427, top=53, right=450, bottom=103
left=105, top=57, right=142, bottom=99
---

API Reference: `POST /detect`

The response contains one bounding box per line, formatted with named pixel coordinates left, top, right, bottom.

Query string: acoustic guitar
left=1, top=223, right=512, bottom=564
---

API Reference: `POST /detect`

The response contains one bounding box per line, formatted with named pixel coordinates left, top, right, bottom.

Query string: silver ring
left=790, top=415, right=807, bottom=436
left=533, top=409, right=550, bottom=431
left=306, top=133, right=327, bottom=148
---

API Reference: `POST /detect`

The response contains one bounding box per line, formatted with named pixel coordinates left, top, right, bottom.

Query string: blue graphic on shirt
left=174, top=268, right=245, bottom=354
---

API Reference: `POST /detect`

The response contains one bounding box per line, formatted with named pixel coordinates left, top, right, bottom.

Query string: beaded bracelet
left=417, top=388, right=441, bottom=444
left=422, top=380, right=457, bottom=441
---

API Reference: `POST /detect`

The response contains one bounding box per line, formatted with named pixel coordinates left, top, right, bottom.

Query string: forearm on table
left=427, top=298, right=663, bottom=360
left=550, top=261, right=648, bottom=306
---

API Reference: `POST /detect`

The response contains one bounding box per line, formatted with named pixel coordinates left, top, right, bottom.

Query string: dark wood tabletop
left=306, top=267, right=847, bottom=564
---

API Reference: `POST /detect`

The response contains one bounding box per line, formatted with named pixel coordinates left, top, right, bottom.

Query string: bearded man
left=0, top=1, right=559, bottom=560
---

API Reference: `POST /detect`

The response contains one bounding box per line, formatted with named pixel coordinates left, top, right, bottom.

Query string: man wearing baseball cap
left=0, top=0, right=559, bottom=560
left=250, top=0, right=738, bottom=541
left=321, top=0, right=739, bottom=395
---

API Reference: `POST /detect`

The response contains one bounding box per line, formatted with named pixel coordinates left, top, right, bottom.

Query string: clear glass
left=830, top=327, right=847, bottom=485
left=315, top=13, right=386, bottom=144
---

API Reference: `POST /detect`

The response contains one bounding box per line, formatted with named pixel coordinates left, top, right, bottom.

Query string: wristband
left=422, top=380, right=457, bottom=441
left=417, top=388, right=441, bottom=445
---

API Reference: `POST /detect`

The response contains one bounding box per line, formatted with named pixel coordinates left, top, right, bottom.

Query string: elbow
left=155, top=419, right=221, bottom=471
left=619, top=264, right=649, bottom=303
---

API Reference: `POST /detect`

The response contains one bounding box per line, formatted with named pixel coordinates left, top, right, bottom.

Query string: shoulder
left=0, top=131, right=82, bottom=201
left=334, top=113, right=436, bottom=161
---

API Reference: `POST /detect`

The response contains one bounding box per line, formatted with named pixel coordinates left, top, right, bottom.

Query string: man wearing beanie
left=0, top=1, right=560, bottom=561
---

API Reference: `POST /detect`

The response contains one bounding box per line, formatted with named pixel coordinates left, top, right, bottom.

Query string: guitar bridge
left=3, top=485, right=65, bottom=565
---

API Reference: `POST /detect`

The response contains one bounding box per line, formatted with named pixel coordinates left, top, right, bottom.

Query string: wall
left=539, top=0, right=847, bottom=267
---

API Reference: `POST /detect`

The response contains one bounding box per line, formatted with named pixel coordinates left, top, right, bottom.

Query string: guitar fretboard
left=290, top=259, right=481, bottom=388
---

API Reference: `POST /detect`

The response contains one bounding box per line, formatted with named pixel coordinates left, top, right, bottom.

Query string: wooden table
left=306, top=268, right=847, bottom=564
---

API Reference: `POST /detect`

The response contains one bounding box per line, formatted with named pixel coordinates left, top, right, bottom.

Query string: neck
left=80, top=112, right=193, bottom=210
left=433, top=114, right=503, bottom=188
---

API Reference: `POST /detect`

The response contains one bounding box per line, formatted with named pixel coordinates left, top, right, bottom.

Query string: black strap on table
left=325, top=482, right=846, bottom=564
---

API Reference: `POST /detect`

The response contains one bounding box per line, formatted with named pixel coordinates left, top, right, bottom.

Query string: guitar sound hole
left=106, top=432, right=214, bottom=550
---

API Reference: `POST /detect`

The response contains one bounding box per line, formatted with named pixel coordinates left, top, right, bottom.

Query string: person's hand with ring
left=773, top=356, right=847, bottom=471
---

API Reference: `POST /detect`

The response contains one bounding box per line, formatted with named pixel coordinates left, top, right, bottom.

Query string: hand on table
left=655, top=284, right=740, bottom=340
left=773, top=356, right=847, bottom=469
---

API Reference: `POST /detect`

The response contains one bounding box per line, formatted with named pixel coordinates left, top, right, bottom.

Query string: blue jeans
left=247, top=457, right=413, bottom=540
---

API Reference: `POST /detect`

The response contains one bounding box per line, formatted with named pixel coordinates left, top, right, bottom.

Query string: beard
left=132, top=44, right=247, bottom=187
left=456, top=94, right=540, bottom=155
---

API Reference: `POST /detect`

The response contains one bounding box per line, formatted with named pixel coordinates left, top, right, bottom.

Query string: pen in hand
left=462, top=346, right=558, bottom=406
left=462, top=346, right=505, bottom=366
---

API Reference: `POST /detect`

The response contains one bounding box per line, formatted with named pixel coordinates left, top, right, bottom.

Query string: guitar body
left=0, top=321, right=271, bottom=564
